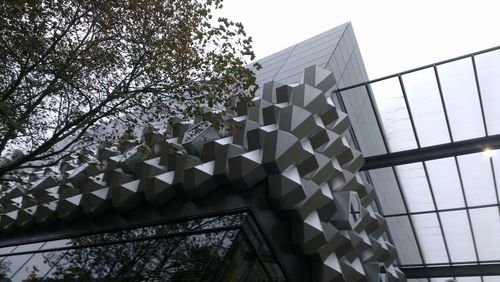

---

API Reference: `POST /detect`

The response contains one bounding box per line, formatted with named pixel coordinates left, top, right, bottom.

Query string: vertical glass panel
left=411, top=213, right=448, bottom=264
left=368, top=168, right=406, bottom=215
left=370, top=78, right=418, bottom=152
left=395, top=163, right=434, bottom=212
left=408, top=279, right=429, bottom=282
left=385, top=216, right=422, bottom=265
left=402, top=68, right=451, bottom=146
left=431, top=279, right=453, bottom=282
left=437, top=58, right=485, bottom=141
left=457, top=152, right=497, bottom=206
left=474, top=49, right=500, bottom=135
left=340, top=86, right=387, bottom=157
left=440, top=210, right=476, bottom=262
left=426, top=157, right=465, bottom=209
left=469, top=207, right=500, bottom=261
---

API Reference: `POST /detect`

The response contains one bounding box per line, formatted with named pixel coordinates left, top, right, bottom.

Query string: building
left=253, top=22, right=500, bottom=281
left=0, top=22, right=499, bottom=281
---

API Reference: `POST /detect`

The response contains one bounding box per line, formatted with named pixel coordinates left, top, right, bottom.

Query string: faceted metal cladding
left=0, top=66, right=404, bottom=281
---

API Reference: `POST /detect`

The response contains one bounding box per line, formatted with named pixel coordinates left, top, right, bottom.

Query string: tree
left=0, top=0, right=259, bottom=186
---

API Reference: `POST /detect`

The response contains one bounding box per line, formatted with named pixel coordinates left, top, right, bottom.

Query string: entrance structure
left=8, top=20, right=500, bottom=281
left=0, top=60, right=404, bottom=280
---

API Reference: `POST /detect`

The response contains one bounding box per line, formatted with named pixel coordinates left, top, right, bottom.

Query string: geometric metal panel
left=0, top=65, right=404, bottom=281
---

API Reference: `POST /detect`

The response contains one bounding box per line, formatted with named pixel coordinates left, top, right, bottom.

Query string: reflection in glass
left=430, top=278, right=454, bottom=282
left=0, top=213, right=285, bottom=281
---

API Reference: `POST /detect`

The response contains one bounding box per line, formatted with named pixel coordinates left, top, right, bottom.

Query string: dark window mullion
left=471, top=55, right=489, bottom=137
left=366, top=84, right=391, bottom=153
left=421, top=162, right=452, bottom=266
left=391, top=167, right=426, bottom=266
left=434, top=65, right=454, bottom=143
left=454, top=156, right=481, bottom=265
left=384, top=202, right=500, bottom=218
left=398, top=75, right=421, bottom=148
left=489, top=157, right=500, bottom=278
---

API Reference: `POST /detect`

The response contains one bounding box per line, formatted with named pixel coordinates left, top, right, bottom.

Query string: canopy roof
left=337, top=46, right=500, bottom=281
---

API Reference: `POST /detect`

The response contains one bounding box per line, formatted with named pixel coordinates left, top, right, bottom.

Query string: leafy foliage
left=0, top=0, right=259, bottom=185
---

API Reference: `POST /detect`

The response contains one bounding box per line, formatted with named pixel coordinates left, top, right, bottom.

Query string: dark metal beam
left=361, top=134, right=500, bottom=171
left=402, top=264, right=500, bottom=278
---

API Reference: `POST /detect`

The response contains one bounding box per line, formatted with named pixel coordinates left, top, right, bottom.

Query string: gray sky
left=221, top=0, right=500, bottom=79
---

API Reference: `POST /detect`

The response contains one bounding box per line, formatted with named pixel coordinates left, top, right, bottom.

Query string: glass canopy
left=336, top=46, right=500, bottom=281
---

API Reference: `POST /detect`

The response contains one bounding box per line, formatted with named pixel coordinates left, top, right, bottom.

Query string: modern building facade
left=254, top=22, right=500, bottom=281
left=0, top=21, right=499, bottom=282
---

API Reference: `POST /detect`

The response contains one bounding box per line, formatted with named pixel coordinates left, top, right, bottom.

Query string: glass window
left=426, top=157, right=465, bottom=209
left=484, top=276, right=500, bottom=282
left=440, top=210, right=476, bottom=262
left=396, top=163, right=435, bottom=212
left=385, top=216, right=422, bottom=265
left=368, top=167, right=406, bottom=215
left=457, top=152, right=497, bottom=206
left=340, top=86, right=388, bottom=157
left=469, top=207, right=500, bottom=261
left=437, top=58, right=485, bottom=141
left=402, top=68, right=451, bottom=146
left=369, top=78, right=418, bottom=152
left=0, top=246, right=16, bottom=256
left=411, top=213, right=448, bottom=264
left=474, top=49, right=500, bottom=135
left=3, top=242, right=44, bottom=278
left=457, top=277, right=482, bottom=282
left=10, top=251, right=52, bottom=281
left=0, top=213, right=286, bottom=281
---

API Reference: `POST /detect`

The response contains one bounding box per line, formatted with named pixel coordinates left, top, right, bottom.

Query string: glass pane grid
left=337, top=47, right=500, bottom=277
left=368, top=152, right=500, bottom=274
left=380, top=157, right=500, bottom=268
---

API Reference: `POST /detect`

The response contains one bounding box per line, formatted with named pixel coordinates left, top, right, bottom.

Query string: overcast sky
left=221, top=0, right=500, bottom=79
